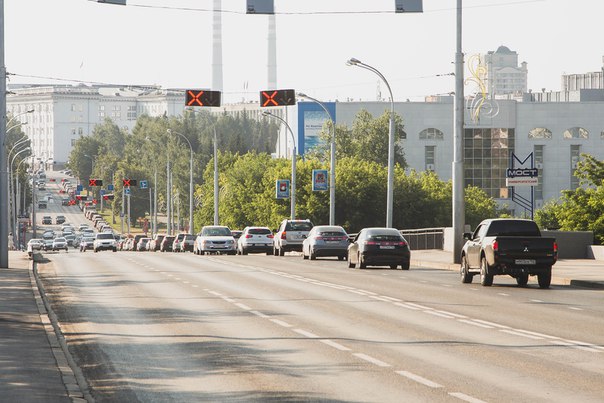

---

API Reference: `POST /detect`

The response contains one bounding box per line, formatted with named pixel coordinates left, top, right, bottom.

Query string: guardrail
left=399, top=227, right=444, bottom=250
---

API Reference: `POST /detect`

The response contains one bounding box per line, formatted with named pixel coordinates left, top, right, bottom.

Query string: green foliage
left=574, top=153, right=604, bottom=187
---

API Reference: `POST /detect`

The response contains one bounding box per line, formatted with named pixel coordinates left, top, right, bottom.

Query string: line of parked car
left=115, top=219, right=411, bottom=270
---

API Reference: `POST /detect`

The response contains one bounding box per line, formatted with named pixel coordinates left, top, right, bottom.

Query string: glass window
left=425, top=146, right=435, bottom=171
left=528, top=128, right=552, bottom=139
left=563, top=127, right=589, bottom=139
left=570, top=145, right=581, bottom=190
left=419, top=128, right=444, bottom=140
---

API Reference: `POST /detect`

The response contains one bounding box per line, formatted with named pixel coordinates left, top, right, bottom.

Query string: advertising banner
left=275, top=179, right=290, bottom=199
left=312, top=169, right=328, bottom=191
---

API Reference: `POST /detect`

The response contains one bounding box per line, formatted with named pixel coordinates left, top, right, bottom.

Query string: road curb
left=30, top=259, right=94, bottom=403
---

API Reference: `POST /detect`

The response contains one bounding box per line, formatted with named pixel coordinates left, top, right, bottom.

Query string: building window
left=71, top=139, right=77, bottom=147
left=401, top=130, right=407, bottom=140
left=528, top=127, right=552, bottom=139
left=99, top=105, right=105, bottom=111
left=563, top=127, right=589, bottom=139
left=71, top=128, right=76, bottom=135
left=99, top=112, right=105, bottom=118
left=425, top=146, right=435, bottom=171
left=534, top=145, right=544, bottom=200
left=570, top=145, right=581, bottom=190
left=419, top=128, right=444, bottom=140
left=71, top=104, right=76, bottom=112
left=78, top=128, right=83, bottom=135
left=464, top=128, right=515, bottom=199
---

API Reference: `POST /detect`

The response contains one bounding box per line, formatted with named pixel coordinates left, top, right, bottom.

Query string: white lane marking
left=208, top=290, right=222, bottom=296
left=471, top=319, right=509, bottom=329
left=549, top=339, right=603, bottom=353
left=380, top=296, right=402, bottom=302
left=369, top=296, right=392, bottom=302
left=348, top=289, right=368, bottom=296
left=270, top=319, right=293, bottom=328
left=222, top=297, right=236, bottom=303
left=183, top=281, right=190, bottom=284
left=449, top=392, right=487, bottom=403
left=500, top=329, right=543, bottom=340
left=568, top=307, right=583, bottom=311
left=394, top=302, right=421, bottom=310
left=458, top=319, right=493, bottom=329
left=175, top=277, right=181, bottom=280
left=396, top=370, right=442, bottom=388
left=191, top=285, right=198, bottom=288
left=293, top=329, right=320, bottom=338
left=442, top=284, right=452, bottom=287
left=405, top=302, right=431, bottom=310
left=530, top=299, right=543, bottom=303
left=497, top=293, right=509, bottom=297
left=235, top=303, right=252, bottom=311
left=320, top=339, right=351, bottom=351
left=507, top=329, right=557, bottom=340
left=426, top=310, right=456, bottom=319
left=250, top=310, right=269, bottom=318
left=434, top=310, right=467, bottom=319
left=353, top=353, right=391, bottom=367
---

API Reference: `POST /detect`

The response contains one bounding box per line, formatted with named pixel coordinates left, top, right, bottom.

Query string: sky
left=4, top=0, right=604, bottom=104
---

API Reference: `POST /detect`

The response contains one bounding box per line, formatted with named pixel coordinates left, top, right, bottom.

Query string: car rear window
left=319, top=231, right=346, bottom=237
left=369, top=235, right=402, bottom=242
left=97, top=233, right=114, bottom=240
left=202, top=227, right=231, bottom=236
left=249, top=228, right=272, bottom=235
left=486, top=220, right=541, bottom=237
left=184, top=235, right=195, bottom=240
left=286, top=222, right=313, bottom=231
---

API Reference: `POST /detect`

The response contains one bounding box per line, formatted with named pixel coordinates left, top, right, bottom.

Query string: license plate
left=380, top=245, right=395, bottom=249
left=326, top=241, right=339, bottom=244
left=515, top=259, right=536, bottom=265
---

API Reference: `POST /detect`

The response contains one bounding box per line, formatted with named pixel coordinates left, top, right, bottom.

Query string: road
left=37, top=250, right=604, bottom=403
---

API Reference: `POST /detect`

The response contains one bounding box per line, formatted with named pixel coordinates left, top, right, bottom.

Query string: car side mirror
left=463, top=232, right=472, bottom=240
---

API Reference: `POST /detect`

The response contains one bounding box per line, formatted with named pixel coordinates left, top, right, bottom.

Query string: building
left=6, top=84, right=185, bottom=166
left=561, top=56, right=604, bottom=91
left=485, top=45, right=528, bottom=96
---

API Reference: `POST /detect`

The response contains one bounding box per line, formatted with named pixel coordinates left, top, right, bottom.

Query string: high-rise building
left=485, top=46, right=528, bottom=96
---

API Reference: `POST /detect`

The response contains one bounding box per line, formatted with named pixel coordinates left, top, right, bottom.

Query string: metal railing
left=399, top=227, right=444, bottom=250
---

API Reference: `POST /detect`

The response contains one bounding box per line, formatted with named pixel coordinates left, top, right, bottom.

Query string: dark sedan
left=347, top=227, right=410, bottom=270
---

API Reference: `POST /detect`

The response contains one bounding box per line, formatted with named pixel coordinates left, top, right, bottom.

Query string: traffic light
left=89, top=179, right=103, bottom=187
left=123, top=179, right=137, bottom=187
left=260, top=89, right=296, bottom=107
left=185, top=90, right=221, bottom=107
left=103, top=194, right=115, bottom=201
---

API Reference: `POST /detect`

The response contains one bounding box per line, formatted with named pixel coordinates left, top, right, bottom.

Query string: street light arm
left=6, top=109, right=34, bottom=129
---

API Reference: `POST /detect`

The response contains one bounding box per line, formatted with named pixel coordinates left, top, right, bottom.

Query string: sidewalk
left=411, top=249, right=604, bottom=289
left=0, top=251, right=85, bottom=403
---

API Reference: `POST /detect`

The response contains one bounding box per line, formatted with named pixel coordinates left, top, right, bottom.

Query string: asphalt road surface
left=38, top=249, right=604, bottom=403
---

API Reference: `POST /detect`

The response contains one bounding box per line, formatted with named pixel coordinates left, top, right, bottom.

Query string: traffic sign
left=89, top=179, right=103, bottom=187
left=123, top=179, right=137, bottom=187
left=107, top=184, right=114, bottom=191
left=139, top=180, right=148, bottom=189
left=185, top=90, right=221, bottom=107
left=260, top=89, right=296, bottom=107
left=125, top=188, right=130, bottom=195
left=77, top=184, right=83, bottom=192
left=275, top=179, right=290, bottom=199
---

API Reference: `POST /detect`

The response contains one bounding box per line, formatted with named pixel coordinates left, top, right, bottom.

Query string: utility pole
left=0, top=0, right=8, bottom=267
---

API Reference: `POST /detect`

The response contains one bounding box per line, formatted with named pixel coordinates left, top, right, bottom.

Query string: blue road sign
left=77, top=184, right=83, bottom=192
left=139, top=180, right=148, bottom=189
left=100, top=189, right=106, bottom=195
left=125, top=188, right=131, bottom=195
left=107, top=184, right=114, bottom=191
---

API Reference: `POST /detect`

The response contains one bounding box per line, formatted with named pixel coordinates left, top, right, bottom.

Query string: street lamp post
left=10, top=147, right=30, bottom=247
left=347, top=57, right=396, bottom=228
left=167, top=129, right=194, bottom=234
left=297, top=92, right=336, bottom=225
left=263, top=111, right=297, bottom=220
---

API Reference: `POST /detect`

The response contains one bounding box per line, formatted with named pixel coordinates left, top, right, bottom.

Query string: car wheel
left=310, top=249, right=316, bottom=260
left=242, top=248, right=248, bottom=256
left=279, top=247, right=285, bottom=257
left=266, top=249, right=273, bottom=256
left=358, top=253, right=366, bottom=269
left=113, top=248, right=117, bottom=252
left=480, top=257, right=493, bottom=286
left=338, top=255, right=345, bottom=261
left=460, top=255, right=473, bottom=283
left=273, top=246, right=279, bottom=256
left=390, top=264, right=397, bottom=270
left=65, top=248, right=68, bottom=253
left=348, top=252, right=355, bottom=268
left=401, top=262, right=410, bottom=270
left=94, top=249, right=98, bottom=253
left=537, top=268, right=552, bottom=289
left=516, top=274, right=529, bottom=287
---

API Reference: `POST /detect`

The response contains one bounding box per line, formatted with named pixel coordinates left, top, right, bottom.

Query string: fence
left=399, top=227, right=444, bottom=250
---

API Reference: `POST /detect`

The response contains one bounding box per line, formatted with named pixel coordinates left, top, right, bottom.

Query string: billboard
left=297, top=102, right=337, bottom=156
left=312, top=169, right=328, bottom=191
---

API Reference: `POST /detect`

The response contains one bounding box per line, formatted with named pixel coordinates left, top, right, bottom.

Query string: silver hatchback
left=302, top=225, right=349, bottom=261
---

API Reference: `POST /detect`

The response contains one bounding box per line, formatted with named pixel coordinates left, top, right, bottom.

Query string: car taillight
left=365, top=241, right=378, bottom=245
left=281, top=231, right=287, bottom=240
left=492, top=240, right=499, bottom=252
left=267, top=234, right=274, bottom=239
left=315, top=236, right=323, bottom=240
left=553, top=242, right=558, bottom=253
left=245, top=234, right=253, bottom=238
left=397, top=241, right=407, bottom=246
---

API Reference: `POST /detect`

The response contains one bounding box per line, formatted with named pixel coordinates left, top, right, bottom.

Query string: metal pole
left=127, top=193, right=131, bottom=235
left=154, top=168, right=157, bottom=236
left=262, top=112, right=296, bottom=220
left=0, top=0, right=8, bottom=267
left=297, top=93, right=336, bottom=225
left=167, top=147, right=171, bottom=235
left=121, top=185, right=125, bottom=235
left=346, top=58, right=395, bottom=228
left=452, top=0, right=465, bottom=264
left=213, top=128, right=219, bottom=225
left=189, top=148, right=193, bottom=233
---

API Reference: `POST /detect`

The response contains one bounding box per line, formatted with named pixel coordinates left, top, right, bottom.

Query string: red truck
left=460, top=219, right=557, bottom=289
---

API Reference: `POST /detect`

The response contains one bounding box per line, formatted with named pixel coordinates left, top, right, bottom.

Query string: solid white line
left=404, top=302, right=431, bottom=310
left=235, top=303, right=252, bottom=311
left=293, top=329, right=320, bottom=338
left=530, top=299, right=543, bottom=303
left=434, top=310, right=467, bottom=319
left=507, top=329, right=557, bottom=340
left=222, top=297, right=236, bottom=303
left=425, top=310, right=456, bottom=319
left=380, top=296, right=402, bottom=302
left=449, top=392, right=487, bottom=403
left=458, top=319, right=493, bottom=329
left=396, top=370, right=442, bottom=388
left=353, top=353, right=391, bottom=367
left=498, top=293, right=509, bottom=296
left=500, top=329, right=543, bottom=340
left=566, top=339, right=604, bottom=352
left=369, top=296, right=391, bottom=302
left=568, top=307, right=583, bottom=311
left=471, top=319, right=509, bottom=329
left=320, top=339, right=351, bottom=351
left=270, top=319, right=293, bottom=328
left=250, top=310, right=269, bottom=318
left=394, top=302, right=421, bottom=310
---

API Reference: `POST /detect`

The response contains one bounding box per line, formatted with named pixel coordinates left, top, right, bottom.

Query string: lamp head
left=346, top=58, right=361, bottom=66
left=297, top=92, right=307, bottom=98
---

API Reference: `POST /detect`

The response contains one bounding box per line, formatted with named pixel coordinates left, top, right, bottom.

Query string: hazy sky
left=4, top=0, right=603, bottom=104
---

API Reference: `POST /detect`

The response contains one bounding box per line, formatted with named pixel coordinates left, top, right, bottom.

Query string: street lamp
left=347, top=57, right=396, bottom=228
left=10, top=147, right=30, bottom=246
left=297, top=92, right=337, bottom=225
left=167, top=129, right=194, bottom=234
left=263, top=111, right=297, bottom=220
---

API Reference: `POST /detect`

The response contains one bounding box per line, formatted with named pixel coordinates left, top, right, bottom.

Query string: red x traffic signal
left=122, top=179, right=137, bottom=187
left=260, top=89, right=296, bottom=107
left=89, top=179, right=103, bottom=187
left=185, top=90, right=221, bottom=107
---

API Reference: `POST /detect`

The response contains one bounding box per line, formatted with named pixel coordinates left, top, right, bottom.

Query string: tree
left=574, top=153, right=604, bottom=187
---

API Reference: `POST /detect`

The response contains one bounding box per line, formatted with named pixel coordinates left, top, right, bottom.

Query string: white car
left=52, top=237, right=69, bottom=252
left=93, top=232, right=117, bottom=252
left=27, top=238, right=44, bottom=256
left=194, top=226, right=236, bottom=255
left=237, top=226, right=274, bottom=255
left=273, top=219, right=314, bottom=256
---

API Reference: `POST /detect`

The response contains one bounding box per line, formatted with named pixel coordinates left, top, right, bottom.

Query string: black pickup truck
left=460, top=219, right=557, bottom=288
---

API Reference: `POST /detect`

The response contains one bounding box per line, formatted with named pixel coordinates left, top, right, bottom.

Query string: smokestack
left=212, top=0, right=224, bottom=92
left=267, top=14, right=277, bottom=88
